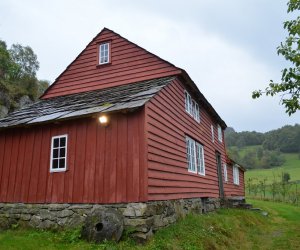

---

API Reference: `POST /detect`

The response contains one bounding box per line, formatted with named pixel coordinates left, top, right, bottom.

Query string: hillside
left=225, top=124, right=300, bottom=170
left=225, top=126, right=300, bottom=201
left=0, top=40, right=49, bottom=118
left=239, top=146, right=300, bottom=183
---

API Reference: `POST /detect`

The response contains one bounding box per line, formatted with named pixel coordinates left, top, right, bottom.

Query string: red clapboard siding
left=223, top=165, right=245, bottom=197
left=145, top=78, right=228, bottom=200
left=42, top=28, right=181, bottom=99
left=0, top=110, right=147, bottom=204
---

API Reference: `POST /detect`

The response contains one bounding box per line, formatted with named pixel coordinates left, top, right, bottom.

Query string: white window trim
left=211, top=125, right=214, bottom=143
left=186, top=136, right=205, bottom=176
left=233, top=165, right=240, bottom=185
left=223, top=163, right=228, bottom=182
left=196, top=142, right=205, bottom=176
left=99, top=42, right=110, bottom=65
left=184, top=90, right=200, bottom=123
left=194, top=103, right=200, bottom=122
left=186, top=137, right=197, bottom=174
left=217, top=124, right=223, bottom=143
left=50, top=134, right=68, bottom=173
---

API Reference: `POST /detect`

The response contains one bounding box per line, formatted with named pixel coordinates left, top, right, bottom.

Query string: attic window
left=99, top=42, right=110, bottom=64
left=50, top=135, right=68, bottom=172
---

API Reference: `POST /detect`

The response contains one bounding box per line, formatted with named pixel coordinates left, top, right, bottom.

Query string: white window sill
left=50, top=168, right=67, bottom=173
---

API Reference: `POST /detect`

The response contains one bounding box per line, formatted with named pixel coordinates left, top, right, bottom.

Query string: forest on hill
left=0, top=39, right=49, bottom=118
left=225, top=124, right=300, bottom=169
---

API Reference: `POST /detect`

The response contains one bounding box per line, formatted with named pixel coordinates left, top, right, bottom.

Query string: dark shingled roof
left=0, top=77, right=174, bottom=129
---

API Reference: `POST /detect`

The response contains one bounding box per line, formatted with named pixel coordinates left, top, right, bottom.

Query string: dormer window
left=99, top=42, right=110, bottom=64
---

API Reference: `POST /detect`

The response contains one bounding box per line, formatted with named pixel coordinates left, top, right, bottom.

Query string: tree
left=282, top=172, right=291, bottom=183
left=0, top=40, right=19, bottom=80
left=252, top=0, right=300, bottom=115
left=9, top=44, right=39, bottom=78
left=0, top=39, right=49, bottom=115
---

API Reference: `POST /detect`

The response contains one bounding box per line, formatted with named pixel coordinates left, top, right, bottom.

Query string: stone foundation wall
left=0, top=197, right=221, bottom=242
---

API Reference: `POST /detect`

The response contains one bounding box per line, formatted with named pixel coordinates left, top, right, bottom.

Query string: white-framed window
left=186, top=137, right=196, bottom=173
left=184, top=91, right=200, bottom=122
left=194, top=103, right=200, bottom=122
left=196, top=142, right=205, bottom=175
left=185, top=91, right=192, bottom=115
left=186, top=136, right=205, bottom=175
left=233, top=165, right=239, bottom=185
left=211, top=125, right=214, bottom=143
left=217, top=124, right=223, bottom=142
left=223, top=163, right=228, bottom=182
left=50, top=135, right=68, bottom=172
left=99, top=42, right=110, bottom=64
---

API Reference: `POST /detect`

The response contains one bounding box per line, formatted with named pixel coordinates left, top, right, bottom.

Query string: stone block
left=20, top=214, right=31, bottom=221
left=131, top=228, right=153, bottom=244
left=29, top=215, right=42, bottom=228
left=39, top=209, right=54, bottom=220
left=57, top=209, right=74, bottom=218
left=123, top=203, right=148, bottom=217
left=48, top=204, right=70, bottom=211
left=69, top=204, right=93, bottom=210
left=124, top=217, right=153, bottom=228
left=39, top=219, right=56, bottom=229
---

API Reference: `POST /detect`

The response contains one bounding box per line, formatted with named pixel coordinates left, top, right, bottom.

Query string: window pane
left=99, top=43, right=109, bottom=64
left=188, top=95, right=192, bottom=114
left=185, top=92, right=189, bottom=111
left=59, top=148, right=66, bottom=157
left=190, top=140, right=196, bottom=172
left=197, top=144, right=204, bottom=174
left=53, top=138, right=59, bottom=148
left=194, top=103, right=199, bottom=121
left=52, top=159, right=58, bottom=169
left=59, top=158, right=65, bottom=169
left=60, top=137, right=66, bottom=147
left=191, top=100, right=195, bottom=117
left=53, top=148, right=59, bottom=158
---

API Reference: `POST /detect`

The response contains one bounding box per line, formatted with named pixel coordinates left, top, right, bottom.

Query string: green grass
left=246, top=153, right=300, bottom=183
left=236, top=144, right=300, bottom=183
left=1, top=200, right=300, bottom=249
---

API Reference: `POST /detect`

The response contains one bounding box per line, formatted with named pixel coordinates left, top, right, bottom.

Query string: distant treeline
left=225, top=124, right=300, bottom=153
left=225, top=124, right=300, bottom=169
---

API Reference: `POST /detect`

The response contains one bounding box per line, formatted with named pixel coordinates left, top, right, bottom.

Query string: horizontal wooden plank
left=148, top=192, right=219, bottom=201
left=44, top=70, right=180, bottom=98
left=145, top=78, right=232, bottom=198
left=42, top=29, right=180, bottom=99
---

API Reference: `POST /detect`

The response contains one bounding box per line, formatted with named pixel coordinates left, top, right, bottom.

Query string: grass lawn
left=0, top=199, right=300, bottom=249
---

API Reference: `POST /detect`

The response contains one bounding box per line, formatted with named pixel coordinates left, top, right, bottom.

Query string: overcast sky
left=1, top=0, right=299, bottom=132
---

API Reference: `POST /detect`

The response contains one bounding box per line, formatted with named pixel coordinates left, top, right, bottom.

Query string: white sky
left=0, top=0, right=299, bottom=132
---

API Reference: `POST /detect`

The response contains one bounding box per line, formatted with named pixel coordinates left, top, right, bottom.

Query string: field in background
left=246, top=152, right=300, bottom=183
left=237, top=145, right=300, bottom=203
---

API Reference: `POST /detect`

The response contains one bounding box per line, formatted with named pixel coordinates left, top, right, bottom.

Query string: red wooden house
left=0, top=28, right=245, bottom=205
